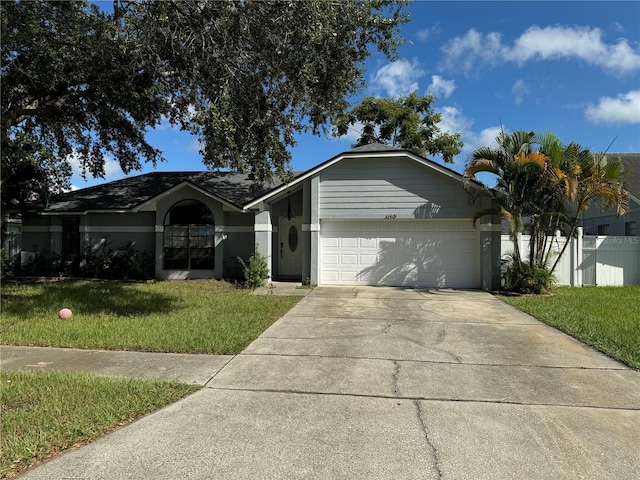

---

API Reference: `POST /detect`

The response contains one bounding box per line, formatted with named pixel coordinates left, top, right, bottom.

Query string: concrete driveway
left=17, top=287, right=640, bottom=479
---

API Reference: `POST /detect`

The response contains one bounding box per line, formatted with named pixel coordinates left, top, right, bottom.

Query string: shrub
left=0, top=247, right=11, bottom=277
left=503, top=258, right=555, bottom=294
left=22, top=247, right=62, bottom=277
left=80, top=241, right=153, bottom=280
left=108, top=242, right=154, bottom=280
left=239, top=250, right=270, bottom=289
left=80, top=242, right=111, bottom=278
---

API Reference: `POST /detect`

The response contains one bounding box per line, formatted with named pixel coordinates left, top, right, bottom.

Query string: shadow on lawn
left=2, top=281, right=177, bottom=317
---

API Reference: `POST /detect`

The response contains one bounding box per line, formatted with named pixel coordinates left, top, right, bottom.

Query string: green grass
left=0, top=369, right=199, bottom=478
left=1, top=280, right=300, bottom=354
left=499, top=286, right=640, bottom=369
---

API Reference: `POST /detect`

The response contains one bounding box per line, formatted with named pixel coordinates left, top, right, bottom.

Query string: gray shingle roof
left=608, top=153, right=640, bottom=200
left=347, top=143, right=401, bottom=153
left=35, top=171, right=290, bottom=213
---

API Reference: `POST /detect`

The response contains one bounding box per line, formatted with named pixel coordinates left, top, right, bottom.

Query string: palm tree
left=548, top=146, right=628, bottom=274
left=465, top=131, right=629, bottom=284
left=463, top=130, right=547, bottom=265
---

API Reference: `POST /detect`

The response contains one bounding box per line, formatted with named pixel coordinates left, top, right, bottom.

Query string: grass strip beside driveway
left=1, top=280, right=300, bottom=354
left=0, top=369, right=200, bottom=478
left=499, top=286, right=640, bottom=369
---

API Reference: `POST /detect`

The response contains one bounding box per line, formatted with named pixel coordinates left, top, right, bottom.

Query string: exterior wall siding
left=221, top=211, right=254, bottom=278
left=582, top=204, right=640, bottom=236
left=318, top=157, right=475, bottom=220
left=82, top=212, right=156, bottom=255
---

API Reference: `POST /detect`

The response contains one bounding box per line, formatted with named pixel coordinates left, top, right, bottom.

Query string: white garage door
left=321, top=220, right=479, bottom=288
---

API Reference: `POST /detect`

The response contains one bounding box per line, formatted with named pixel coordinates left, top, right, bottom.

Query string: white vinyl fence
left=501, top=229, right=640, bottom=286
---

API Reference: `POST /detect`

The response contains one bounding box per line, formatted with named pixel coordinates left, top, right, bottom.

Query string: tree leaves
left=463, top=130, right=628, bottom=275
left=332, top=92, right=463, bottom=162
left=1, top=0, right=409, bottom=209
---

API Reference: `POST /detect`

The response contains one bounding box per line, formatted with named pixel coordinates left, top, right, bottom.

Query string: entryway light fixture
left=286, top=192, right=296, bottom=220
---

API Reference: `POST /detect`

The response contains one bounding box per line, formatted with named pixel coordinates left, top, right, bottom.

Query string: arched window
left=163, top=200, right=215, bottom=270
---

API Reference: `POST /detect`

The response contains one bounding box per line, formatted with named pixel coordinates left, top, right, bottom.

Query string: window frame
left=163, top=200, right=215, bottom=270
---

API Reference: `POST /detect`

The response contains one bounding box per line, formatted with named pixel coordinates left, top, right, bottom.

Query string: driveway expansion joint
left=204, top=355, right=237, bottom=387
left=237, top=352, right=629, bottom=371
left=203, top=386, right=640, bottom=411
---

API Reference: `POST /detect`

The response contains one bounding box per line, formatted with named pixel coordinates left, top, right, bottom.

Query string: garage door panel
left=360, top=254, right=378, bottom=264
left=360, top=237, right=377, bottom=248
left=322, top=237, right=339, bottom=248
left=321, top=220, right=479, bottom=288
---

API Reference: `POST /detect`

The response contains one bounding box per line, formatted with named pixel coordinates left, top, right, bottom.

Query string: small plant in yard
left=239, top=250, right=270, bottom=289
left=502, top=256, right=556, bottom=294
left=297, top=277, right=315, bottom=289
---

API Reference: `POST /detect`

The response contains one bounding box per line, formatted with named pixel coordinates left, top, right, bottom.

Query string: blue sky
left=73, top=1, right=640, bottom=189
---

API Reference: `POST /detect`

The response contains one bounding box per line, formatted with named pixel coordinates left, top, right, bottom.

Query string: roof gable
left=245, top=144, right=476, bottom=209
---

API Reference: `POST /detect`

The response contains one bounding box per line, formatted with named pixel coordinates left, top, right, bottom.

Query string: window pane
left=288, top=226, right=298, bottom=252
left=164, top=201, right=215, bottom=270
left=164, top=248, right=189, bottom=269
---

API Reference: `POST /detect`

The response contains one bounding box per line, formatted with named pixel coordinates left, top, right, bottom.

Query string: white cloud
left=434, top=105, right=504, bottom=166
left=417, top=25, right=441, bottom=42
left=371, top=58, right=424, bottom=98
left=187, top=139, right=203, bottom=153
left=62, top=184, right=81, bottom=193
left=466, top=126, right=504, bottom=154
left=427, top=75, right=456, bottom=98
left=437, top=106, right=473, bottom=136
left=440, top=29, right=506, bottom=75
left=340, top=121, right=368, bottom=143
left=67, top=151, right=125, bottom=181
left=511, top=79, right=530, bottom=105
left=585, top=90, right=640, bottom=124
left=441, top=25, right=640, bottom=75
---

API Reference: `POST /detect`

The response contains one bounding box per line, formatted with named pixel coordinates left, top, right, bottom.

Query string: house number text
left=384, top=214, right=397, bottom=219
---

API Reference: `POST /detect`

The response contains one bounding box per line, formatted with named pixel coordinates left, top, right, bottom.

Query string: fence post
left=574, top=227, right=583, bottom=287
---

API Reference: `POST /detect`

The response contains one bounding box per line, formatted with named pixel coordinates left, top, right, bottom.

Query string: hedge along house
left=20, top=144, right=501, bottom=289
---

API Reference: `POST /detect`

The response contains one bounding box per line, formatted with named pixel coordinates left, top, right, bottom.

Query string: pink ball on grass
left=58, top=308, right=73, bottom=319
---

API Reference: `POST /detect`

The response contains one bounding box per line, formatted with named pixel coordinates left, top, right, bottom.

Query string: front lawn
left=0, top=370, right=199, bottom=478
left=1, top=280, right=300, bottom=354
left=499, top=286, right=640, bottom=369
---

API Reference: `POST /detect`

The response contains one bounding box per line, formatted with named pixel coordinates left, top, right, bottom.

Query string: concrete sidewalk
left=1, top=346, right=233, bottom=385
left=5, top=286, right=640, bottom=479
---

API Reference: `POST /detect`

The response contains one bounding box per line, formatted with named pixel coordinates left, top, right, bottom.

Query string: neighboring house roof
left=608, top=153, right=640, bottom=203
left=32, top=171, right=291, bottom=214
